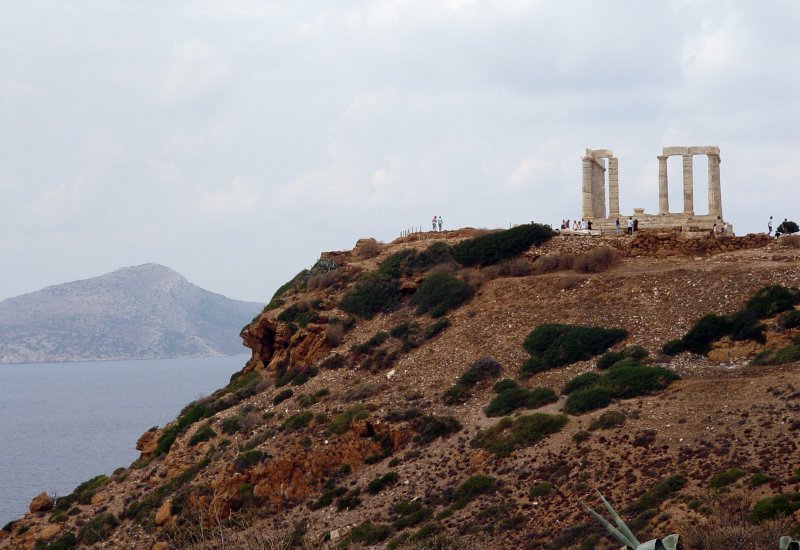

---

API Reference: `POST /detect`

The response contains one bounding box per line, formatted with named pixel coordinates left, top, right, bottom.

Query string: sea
left=0, top=355, right=248, bottom=527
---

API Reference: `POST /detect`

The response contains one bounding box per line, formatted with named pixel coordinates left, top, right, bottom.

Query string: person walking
left=437, top=216, right=443, bottom=232
left=768, top=216, right=773, bottom=237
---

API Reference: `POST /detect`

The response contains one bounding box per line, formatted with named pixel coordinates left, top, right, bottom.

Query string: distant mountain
left=0, top=264, right=262, bottom=363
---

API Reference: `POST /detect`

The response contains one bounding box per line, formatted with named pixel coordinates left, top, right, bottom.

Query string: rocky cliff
left=0, top=263, right=261, bottom=363
left=3, top=230, right=800, bottom=549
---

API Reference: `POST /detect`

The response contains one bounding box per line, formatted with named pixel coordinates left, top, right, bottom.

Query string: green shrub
left=424, top=318, right=451, bottom=340
left=779, top=310, right=800, bottom=329
left=336, top=488, right=362, bottom=511
left=728, top=310, right=767, bottom=343
left=745, top=285, right=800, bottom=318
left=273, top=388, right=293, bottom=405
left=188, top=424, right=216, bottom=446
left=562, top=372, right=602, bottom=395
left=451, top=475, right=497, bottom=509
left=588, top=410, right=626, bottom=431
left=493, top=378, right=519, bottom=393
left=523, top=324, right=628, bottom=371
left=77, top=513, right=117, bottom=545
left=348, top=521, right=393, bottom=544
left=529, top=482, right=553, bottom=498
left=680, top=313, right=732, bottom=354
left=442, top=384, right=471, bottom=405
left=749, top=472, right=771, bottom=487
left=563, top=387, right=614, bottom=415
left=392, top=500, right=433, bottom=529
left=662, top=339, right=685, bottom=356
left=277, top=303, right=320, bottom=327
left=783, top=221, right=800, bottom=234
left=604, top=364, right=679, bottom=398
left=410, top=272, right=474, bottom=317
left=484, top=387, right=557, bottom=417
left=520, top=356, right=547, bottom=377
left=34, top=532, right=77, bottom=550
left=367, top=472, right=400, bottom=494
left=282, top=410, right=313, bottom=432
left=453, top=223, right=554, bottom=267
left=597, top=351, right=624, bottom=370
left=274, top=364, right=319, bottom=387
left=413, top=415, right=462, bottom=444
left=471, top=413, right=568, bottom=457
left=339, top=274, right=402, bottom=318
left=234, top=450, right=267, bottom=472
left=457, top=357, right=502, bottom=387
left=309, top=486, right=346, bottom=510
left=378, top=242, right=454, bottom=278
left=53, top=475, right=109, bottom=513
left=749, top=493, right=800, bottom=523
left=623, top=345, right=649, bottom=359
left=709, top=468, right=745, bottom=489
left=329, top=405, right=369, bottom=435
left=628, top=474, right=687, bottom=515
left=751, top=345, right=800, bottom=365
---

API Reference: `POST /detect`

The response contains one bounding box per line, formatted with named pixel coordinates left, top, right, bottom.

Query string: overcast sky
left=2, top=1, right=798, bottom=303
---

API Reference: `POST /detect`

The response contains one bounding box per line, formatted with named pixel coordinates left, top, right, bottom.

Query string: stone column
left=592, top=161, right=606, bottom=219
left=708, top=153, right=722, bottom=218
left=608, top=156, right=619, bottom=216
left=581, top=156, right=593, bottom=219
left=682, top=154, right=694, bottom=215
left=658, top=155, right=669, bottom=214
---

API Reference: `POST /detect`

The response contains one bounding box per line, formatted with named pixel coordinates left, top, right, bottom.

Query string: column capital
left=657, top=155, right=667, bottom=161
left=682, top=153, right=693, bottom=159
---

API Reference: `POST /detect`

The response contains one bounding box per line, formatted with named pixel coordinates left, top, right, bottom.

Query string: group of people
left=560, top=219, right=593, bottom=230
left=431, top=215, right=443, bottom=232
left=768, top=216, right=793, bottom=238
left=710, top=220, right=729, bottom=235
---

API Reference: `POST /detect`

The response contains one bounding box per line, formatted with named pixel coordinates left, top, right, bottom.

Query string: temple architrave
left=580, top=146, right=729, bottom=234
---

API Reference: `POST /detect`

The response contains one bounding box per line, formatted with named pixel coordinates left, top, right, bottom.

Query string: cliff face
left=4, top=231, right=800, bottom=550
left=0, top=263, right=261, bottom=363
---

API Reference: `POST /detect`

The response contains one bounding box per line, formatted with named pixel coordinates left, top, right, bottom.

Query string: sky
left=2, top=1, right=799, bottom=303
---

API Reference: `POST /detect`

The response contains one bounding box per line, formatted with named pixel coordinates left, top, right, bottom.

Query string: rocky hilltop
left=3, top=229, right=800, bottom=549
left=0, top=263, right=261, bottom=363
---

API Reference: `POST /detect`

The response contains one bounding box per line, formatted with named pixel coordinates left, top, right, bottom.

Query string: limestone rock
left=29, top=491, right=54, bottom=513
left=152, top=543, right=169, bottom=550
left=91, top=492, right=105, bottom=505
left=154, top=499, right=172, bottom=526
left=136, top=429, right=159, bottom=456
left=37, top=524, right=61, bottom=542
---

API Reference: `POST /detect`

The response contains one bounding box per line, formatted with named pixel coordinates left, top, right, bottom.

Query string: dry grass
left=573, top=246, right=616, bottom=273
left=325, top=323, right=345, bottom=346
left=356, top=239, right=384, bottom=259
left=779, top=235, right=800, bottom=249
left=677, top=494, right=794, bottom=550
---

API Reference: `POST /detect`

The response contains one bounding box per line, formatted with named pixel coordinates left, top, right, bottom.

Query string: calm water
left=0, top=355, right=247, bottom=526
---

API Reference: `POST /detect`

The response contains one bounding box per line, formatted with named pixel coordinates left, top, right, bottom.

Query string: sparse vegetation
left=484, top=386, right=557, bottom=417
left=750, top=493, right=800, bottom=523
left=329, top=405, right=369, bottom=435
left=413, top=415, right=462, bottom=444
left=709, top=468, right=746, bottom=489
left=188, top=423, right=216, bottom=446
left=282, top=410, right=313, bottom=432
left=588, top=410, right=626, bottom=431
left=77, top=513, right=118, bottom=545
left=378, top=242, right=455, bottom=277
left=443, top=357, right=501, bottom=405
left=522, top=323, right=628, bottom=373
left=339, top=274, right=402, bottom=318
left=367, top=471, right=400, bottom=494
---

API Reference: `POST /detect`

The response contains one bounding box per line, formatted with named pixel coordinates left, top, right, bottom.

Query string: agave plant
left=780, top=537, right=800, bottom=550
left=581, top=490, right=678, bottom=550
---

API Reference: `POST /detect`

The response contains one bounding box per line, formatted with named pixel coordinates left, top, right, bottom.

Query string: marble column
left=708, top=153, right=722, bottom=218
left=682, top=154, right=694, bottom=215
left=592, top=161, right=606, bottom=219
left=658, top=155, right=669, bottom=214
left=581, top=157, right=593, bottom=218
left=608, top=156, right=619, bottom=216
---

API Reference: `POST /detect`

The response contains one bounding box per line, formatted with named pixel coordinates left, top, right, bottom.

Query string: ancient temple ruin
left=580, top=146, right=729, bottom=233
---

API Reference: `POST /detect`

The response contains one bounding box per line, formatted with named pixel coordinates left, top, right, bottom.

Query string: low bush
left=309, top=486, right=346, bottom=511
left=453, top=223, right=554, bottom=267
left=627, top=474, right=686, bottom=515
left=282, top=410, right=313, bottom=432
left=573, top=247, right=616, bottom=273
left=234, top=450, right=267, bottom=473
left=563, top=387, right=614, bottom=415
left=424, top=318, right=450, bottom=339
left=367, top=472, right=400, bottom=494
left=529, top=481, right=553, bottom=498
left=662, top=339, right=685, bottom=356
left=458, top=357, right=502, bottom=386
left=273, top=388, right=293, bottom=405
left=442, top=384, right=471, bottom=405
left=745, top=285, right=800, bottom=318
left=274, top=364, right=318, bottom=387
left=750, top=345, right=800, bottom=366
left=470, top=413, right=568, bottom=457
left=34, top=532, right=77, bottom=550
left=378, top=242, right=454, bottom=278
left=519, top=356, right=547, bottom=377
left=392, top=500, right=433, bottom=530
left=329, top=405, right=369, bottom=435
left=356, top=238, right=384, bottom=259
left=749, top=472, right=772, bottom=487
left=779, top=309, right=800, bottom=329
left=523, top=323, right=628, bottom=371
left=484, top=387, right=557, bottom=417
left=709, top=468, right=746, bottom=489
left=277, top=301, right=320, bottom=328
left=336, top=488, right=362, bottom=511
left=588, top=410, right=626, bottom=431
left=413, top=415, right=462, bottom=445
left=597, top=351, right=624, bottom=369
left=680, top=314, right=731, bottom=354
left=749, top=493, right=800, bottom=523
left=347, top=521, right=393, bottom=544
left=339, top=274, right=402, bottom=318
left=493, top=378, right=519, bottom=393
left=320, top=354, right=345, bottom=370
left=77, top=513, right=117, bottom=545
left=562, top=372, right=602, bottom=395
left=188, top=424, right=216, bottom=446
left=451, top=475, right=497, bottom=509
left=53, top=475, right=109, bottom=513
left=410, top=272, right=474, bottom=317
left=604, top=363, right=679, bottom=398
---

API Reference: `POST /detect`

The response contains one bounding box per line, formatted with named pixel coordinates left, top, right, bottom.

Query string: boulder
left=37, top=523, right=61, bottom=542
left=136, top=429, right=159, bottom=456
left=154, top=499, right=172, bottom=526
left=152, top=543, right=169, bottom=550
left=29, top=491, right=54, bottom=513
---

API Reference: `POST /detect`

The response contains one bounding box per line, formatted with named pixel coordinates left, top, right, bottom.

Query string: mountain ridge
left=0, top=263, right=262, bottom=363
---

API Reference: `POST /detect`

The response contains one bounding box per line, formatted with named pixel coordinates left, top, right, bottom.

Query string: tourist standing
left=627, top=217, right=634, bottom=235
left=432, top=215, right=437, bottom=231
left=438, top=216, right=443, bottom=232
left=615, top=218, right=621, bottom=235
left=768, top=216, right=773, bottom=236
left=633, top=218, right=639, bottom=233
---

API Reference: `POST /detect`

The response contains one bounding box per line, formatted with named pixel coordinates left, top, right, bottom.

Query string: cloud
left=157, top=40, right=231, bottom=106
left=195, top=176, right=261, bottom=216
